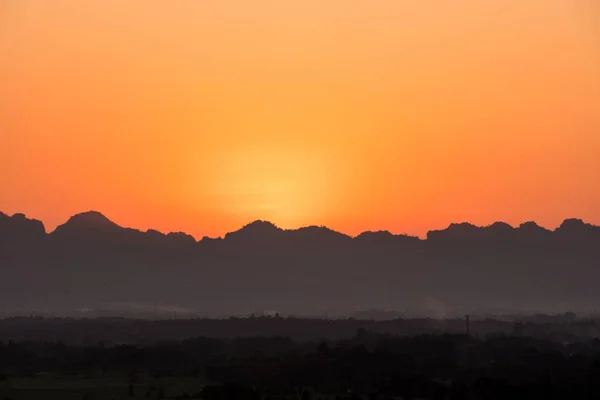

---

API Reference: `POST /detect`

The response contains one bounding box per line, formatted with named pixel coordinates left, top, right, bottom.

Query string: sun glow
left=193, top=143, right=339, bottom=228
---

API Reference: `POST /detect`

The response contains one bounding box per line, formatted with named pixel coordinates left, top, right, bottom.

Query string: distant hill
left=1, top=211, right=599, bottom=317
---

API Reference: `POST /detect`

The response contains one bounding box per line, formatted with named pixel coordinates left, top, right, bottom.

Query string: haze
left=1, top=0, right=599, bottom=239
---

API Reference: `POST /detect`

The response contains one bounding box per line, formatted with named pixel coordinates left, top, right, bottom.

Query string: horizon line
left=2, top=209, right=598, bottom=242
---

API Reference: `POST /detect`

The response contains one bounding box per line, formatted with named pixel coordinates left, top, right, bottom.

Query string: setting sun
left=194, top=143, right=338, bottom=227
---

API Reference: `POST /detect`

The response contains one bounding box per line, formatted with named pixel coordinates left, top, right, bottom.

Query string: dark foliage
left=2, top=330, right=600, bottom=399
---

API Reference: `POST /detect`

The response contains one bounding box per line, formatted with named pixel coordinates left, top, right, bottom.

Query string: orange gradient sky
left=1, top=0, right=599, bottom=238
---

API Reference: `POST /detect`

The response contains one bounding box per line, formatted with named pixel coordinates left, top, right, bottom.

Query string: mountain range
left=1, top=211, right=599, bottom=317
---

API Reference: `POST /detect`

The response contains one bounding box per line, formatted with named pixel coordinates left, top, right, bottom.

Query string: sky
left=1, top=0, right=599, bottom=239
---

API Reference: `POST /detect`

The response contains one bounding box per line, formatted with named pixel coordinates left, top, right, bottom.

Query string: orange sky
left=1, top=0, right=599, bottom=238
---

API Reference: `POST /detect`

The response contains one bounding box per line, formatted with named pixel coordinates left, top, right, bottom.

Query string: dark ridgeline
left=1, top=210, right=600, bottom=317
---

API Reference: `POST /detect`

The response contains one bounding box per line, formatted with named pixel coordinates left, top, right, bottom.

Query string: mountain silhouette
left=225, top=220, right=283, bottom=243
left=0, top=212, right=45, bottom=238
left=1, top=210, right=599, bottom=317
left=516, top=221, right=552, bottom=240
left=51, top=211, right=122, bottom=238
left=555, top=218, right=600, bottom=239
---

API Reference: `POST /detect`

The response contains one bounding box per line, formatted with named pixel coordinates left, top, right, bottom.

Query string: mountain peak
left=166, top=231, right=196, bottom=243
left=487, top=221, right=513, bottom=230
left=555, top=218, right=600, bottom=238
left=246, top=220, right=279, bottom=228
left=355, top=230, right=420, bottom=245
left=224, top=220, right=282, bottom=241
left=66, top=211, right=117, bottom=227
left=357, top=230, right=393, bottom=238
left=288, top=225, right=351, bottom=242
left=519, top=221, right=543, bottom=229
left=516, top=221, right=552, bottom=239
left=239, top=220, right=282, bottom=234
left=52, top=211, right=120, bottom=236
left=558, top=218, right=587, bottom=229
left=0, top=212, right=46, bottom=239
left=426, top=222, right=479, bottom=241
